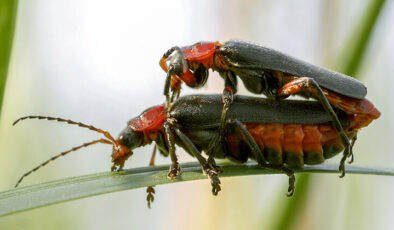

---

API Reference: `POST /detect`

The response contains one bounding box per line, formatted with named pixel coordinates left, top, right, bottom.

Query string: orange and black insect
left=14, top=94, right=380, bottom=198
left=160, top=40, right=380, bottom=177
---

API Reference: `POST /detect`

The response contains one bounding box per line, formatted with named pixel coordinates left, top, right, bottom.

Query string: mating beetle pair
left=14, top=40, right=380, bottom=200
left=160, top=40, right=380, bottom=178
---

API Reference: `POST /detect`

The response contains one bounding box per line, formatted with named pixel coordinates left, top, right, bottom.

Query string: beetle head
left=111, top=127, right=144, bottom=171
left=111, top=105, right=166, bottom=171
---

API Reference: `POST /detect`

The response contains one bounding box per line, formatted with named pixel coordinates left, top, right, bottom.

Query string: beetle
left=13, top=94, right=380, bottom=198
left=159, top=40, right=379, bottom=177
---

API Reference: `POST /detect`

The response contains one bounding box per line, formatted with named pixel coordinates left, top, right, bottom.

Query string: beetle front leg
left=277, top=77, right=353, bottom=177
left=174, top=128, right=221, bottom=195
left=231, top=119, right=295, bottom=196
left=163, top=122, right=181, bottom=179
left=163, top=66, right=182, bottom=114
left=161, top=46, right=185, bottom=111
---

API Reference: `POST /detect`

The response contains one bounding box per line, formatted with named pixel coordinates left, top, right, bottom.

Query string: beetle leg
left=161, top=46, right=185, bottom=110
left=231, top=119, right=265, bottom=165
left=163, top=122, right=181, bottom=179
left=146, top=186, right=155, bottom=209
left=277, top=77, right=353, bottom=177
left=164, top=65, right=182, bottom=113
left=146, top=145, right=157, bottom=209
left=174, top=128, right=221, bottom=195
left=231, top=119, right=295, bottom=196
left=265, top=165, right=296, bottom=197
left=164, top=72, right=172, bottom=108
left=206, top=72, right=237, bottom=171
left=348, top=134, right=357, bottom=164
left=205, top=86, right=233, bottom=172
left=149, top=145, right=157, bottom=166
left=208, top=157, right=223, bottom=173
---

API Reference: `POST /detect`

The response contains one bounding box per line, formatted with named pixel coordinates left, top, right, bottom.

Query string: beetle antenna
left=13, top=116, right=117, bottom=144
left=14, top=138, right=113, bottom=187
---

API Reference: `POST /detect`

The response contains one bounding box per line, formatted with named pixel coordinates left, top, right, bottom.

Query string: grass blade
left=0, top=162, right=393, bottom=217
left=0, top=0, right=18, bottom=113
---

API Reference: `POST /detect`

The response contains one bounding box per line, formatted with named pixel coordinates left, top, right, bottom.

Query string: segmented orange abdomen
left=324, top=90, right=381, bottom=122
left=245, top=123, right=350, bottom=168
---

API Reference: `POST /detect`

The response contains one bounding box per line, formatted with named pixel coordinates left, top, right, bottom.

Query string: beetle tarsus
left=167, top=161, right=181, bottom=179
left=208, top=157, right=223, bottom=173
left=146, top=186, right=155, bottom=209
left=286, top=172, right=296, bottom=197
left=264, top=165, right=295, bottom=197
left=339, top=134, right=357, bottom=177
left=339, top=151, right=348, bottom=178
left=348, top=153, right=354, bottom=164
left=203, top=168, right=221, bottom=195
left=347, top=134, right=357, bottom=164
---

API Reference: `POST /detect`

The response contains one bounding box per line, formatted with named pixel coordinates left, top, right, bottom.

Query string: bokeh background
left=0, top=0, right=393, bottom=229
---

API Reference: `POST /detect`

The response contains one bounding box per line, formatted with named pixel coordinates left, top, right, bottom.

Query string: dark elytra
left=217, top=40, right=367, bottom=99
left=170, top=94, right=350, bottom=129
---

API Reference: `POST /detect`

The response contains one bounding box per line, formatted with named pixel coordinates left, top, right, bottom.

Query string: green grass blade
left=0, top=0, right=18, bottom=114
left=339, top=0, right=386, bottom=76
left=0, top=162, right=393, bottom=217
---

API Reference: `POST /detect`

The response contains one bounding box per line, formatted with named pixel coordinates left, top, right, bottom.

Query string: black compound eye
left=193, top=64, right=209, bottom=88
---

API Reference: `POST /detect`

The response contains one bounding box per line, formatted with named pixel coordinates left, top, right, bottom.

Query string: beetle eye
left=193, top=65, right=209, bottom=88
left=167, top=51, right=188, bottom=75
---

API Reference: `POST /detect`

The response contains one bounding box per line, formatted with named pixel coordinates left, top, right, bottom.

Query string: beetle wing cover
left=219, top=40, right=367, bottom=99
left=170, top=94, right=350, bottom=129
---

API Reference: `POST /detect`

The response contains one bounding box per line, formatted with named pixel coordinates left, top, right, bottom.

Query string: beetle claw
left=167, top=162, right=181, bottom=179
left=338, top=162, right=346, bottom=178
left=285, top=170, right=295, bottom=197
left=347, top=153, right=354, bottom=164
left=203, top=168, right=221, bottom=195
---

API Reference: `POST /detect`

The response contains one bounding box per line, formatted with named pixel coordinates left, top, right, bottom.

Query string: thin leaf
left=0, top=0, right=18, bottom=113
left=0, top=162, right=393, bottom=217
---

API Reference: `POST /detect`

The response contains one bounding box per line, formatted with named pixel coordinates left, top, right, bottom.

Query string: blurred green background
left=0, top=0, right=393, bottom=229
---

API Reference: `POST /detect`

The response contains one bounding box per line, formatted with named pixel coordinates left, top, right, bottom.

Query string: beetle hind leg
left=339, top=134, right=358, bottom=177
left=263, top=164, right=296, bottom=197
left=277, top=77, right=353, bottom=177
left=231, top=118, right=296, bottom=196
left=347, top=134, right=357, bottom=164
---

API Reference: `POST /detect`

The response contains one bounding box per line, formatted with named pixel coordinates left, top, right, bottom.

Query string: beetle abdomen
left=232, top=123, right=353, bottom=168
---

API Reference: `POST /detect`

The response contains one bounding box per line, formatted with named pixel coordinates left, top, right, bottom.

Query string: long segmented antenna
left=13, top=116, right=117, bottom=143
left=15, top=138, right=113, bottom=187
